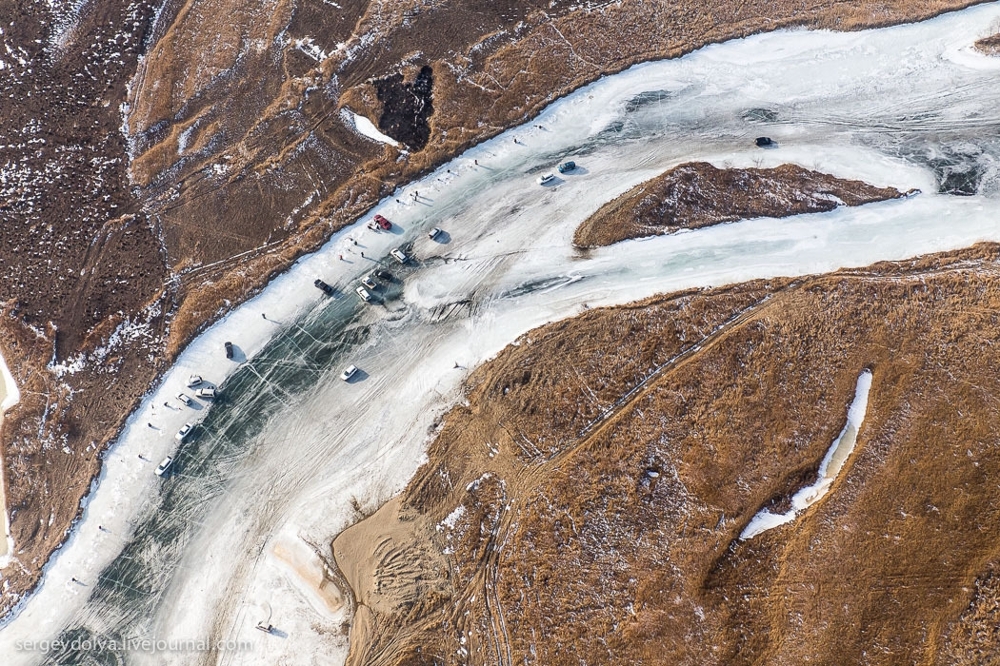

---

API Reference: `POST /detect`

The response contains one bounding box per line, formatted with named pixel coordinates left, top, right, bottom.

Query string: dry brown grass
left=975, top=33, right=1000, bottom=55
left=574, top=162, right=904, bottom=247
left=336, top=243, right=1000, bottom=666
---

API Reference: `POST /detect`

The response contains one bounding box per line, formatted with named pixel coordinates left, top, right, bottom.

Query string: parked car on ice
left=314, top=279, right=335, bottom=296
left=557, top=161, right=576, bottom=174
left=537, top=173, right=556, bottom=185
left=224, top=341, right=234, bottom=359
left=361, top=274, right=377, bottom=290
left=176, top=393, right=192, bottom=406
left=196, top=387, right=217, bottom=399
left=175, top=422, right=194, bottom=442
left=428, top=227, right=443, bottom=241
left=373, top=214, right=392, bottom=230
left=356, top=286, right=372, bottom=302
left=155, top=456, right=173, bottom=477
left=340, top=365, right=359, bottom=381
left=186, top=375, right=203, bottom=388
left=375, top=269, right=393, bottom=281
left=390, top=248, right=409, bottom=264
left=755, top=136, right=775, bottom=147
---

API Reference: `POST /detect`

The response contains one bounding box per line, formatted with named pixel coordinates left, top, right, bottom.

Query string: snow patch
left=341, top=108, right=400, bottom=148
left=293, top=37, right=329, bottom=62
left=741, top=370, right=873, bottom=540
left=438, top=505, right=466, bottom=531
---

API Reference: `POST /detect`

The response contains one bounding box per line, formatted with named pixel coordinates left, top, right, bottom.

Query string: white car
left=428, top=227, right=443, bottom=240
left=356, top=286, right=371, bottom=302
left=361, top=275, right=377, bottom=290
left=195, top=387, right=217, bottom=399
left=390, top=248, right=408, bottom=264
left=176, top=392, right=192, bottom=406
left=340, top=365, right=359, bottom=381
left=186, top=374, right=203, bottom=388
left=537, top=173, right=555, bottom=185
left=175, top=422, right=194, bottom=442
left=155, top=456, right=173, bottom=477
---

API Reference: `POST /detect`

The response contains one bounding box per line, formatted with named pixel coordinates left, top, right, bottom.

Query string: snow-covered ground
left=4, top=2, right=1000, bottom=663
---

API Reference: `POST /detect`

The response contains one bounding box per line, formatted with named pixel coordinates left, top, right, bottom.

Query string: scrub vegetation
left=974, top=32, right=1000, bottom=54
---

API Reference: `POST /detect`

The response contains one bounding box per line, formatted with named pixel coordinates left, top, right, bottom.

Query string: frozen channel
left=1, top=2, right=1000, bottom=664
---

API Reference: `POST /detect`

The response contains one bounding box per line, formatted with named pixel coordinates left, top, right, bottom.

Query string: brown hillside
left=335, top=243, right=1000, bottom=665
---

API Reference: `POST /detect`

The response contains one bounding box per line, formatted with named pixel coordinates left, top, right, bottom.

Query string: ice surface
left=0, top=351, right=18, bottom=566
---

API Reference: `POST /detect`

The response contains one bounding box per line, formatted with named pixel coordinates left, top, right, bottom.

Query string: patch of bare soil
left=376, top=66, right=435, bottom=151
left=574, top=162, right=906, bottom=247
left=974, top=33, right=1000, bottom=55
left=0, top=0, right=988, bottom=617
left=334, top=243, right=1000, bottom=665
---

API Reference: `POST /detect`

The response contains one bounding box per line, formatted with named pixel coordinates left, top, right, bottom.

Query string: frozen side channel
left=741, top=370, right=873, bottom=541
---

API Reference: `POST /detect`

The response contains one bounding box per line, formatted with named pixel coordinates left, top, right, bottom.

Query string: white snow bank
left=0, top=351, right=20, bottom=413
left=0, top=350, right=18, bottom=566
left=741, top=370, right=873, bottom=540
left=343, top=109, right=400, bottom=148
left=270, top=530, right=345, bottom=620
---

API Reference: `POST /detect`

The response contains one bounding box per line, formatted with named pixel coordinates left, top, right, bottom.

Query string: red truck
left=373, top=214, right=392, bottom=230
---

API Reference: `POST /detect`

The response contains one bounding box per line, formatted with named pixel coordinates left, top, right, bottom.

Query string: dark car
left=224, top=341, right=234, bottom=359
left=314, top=279, right=335, bottom=296
left=374, top=214, right=392, bottom=230
left=557, top=160, right=576, bottom=174
left=374, top=269, right=393, bottom=281
left=755, top=136, right=775, bottom=147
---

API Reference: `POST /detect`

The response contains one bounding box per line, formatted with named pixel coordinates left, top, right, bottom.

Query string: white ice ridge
left=740, top=370, right=873, bottom=541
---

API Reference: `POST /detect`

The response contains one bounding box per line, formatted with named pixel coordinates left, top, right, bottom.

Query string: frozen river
left=4, top=3, right=1000, bottom=664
